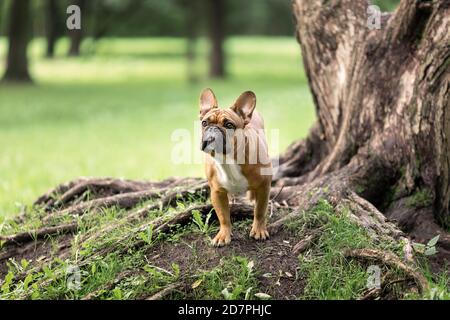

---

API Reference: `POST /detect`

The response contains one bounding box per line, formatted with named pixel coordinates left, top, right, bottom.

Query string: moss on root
left=406, top=189, right=433, bottom=208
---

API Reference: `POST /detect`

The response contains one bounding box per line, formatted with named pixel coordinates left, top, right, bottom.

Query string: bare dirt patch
left=147, top=225, right=304, bottom=300
left=0, top=234, right=72, bottom=278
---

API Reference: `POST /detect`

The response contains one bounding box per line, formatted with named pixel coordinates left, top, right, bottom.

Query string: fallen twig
left=145, top=283, right=181, bottom=300
left=128, top=182, right=209, bottom=221
left=292, top=228, right=322, bottom=254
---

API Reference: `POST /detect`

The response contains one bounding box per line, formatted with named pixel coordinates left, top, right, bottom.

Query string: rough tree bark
left=2, top=0, right=32, bottom=82
left=275, top=0, right=450, bottom=243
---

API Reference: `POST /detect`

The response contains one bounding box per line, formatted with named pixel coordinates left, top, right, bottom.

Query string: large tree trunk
left=207, top=0, right=226, bottom=78
left=67, top=0, right=85, bottom=57
left=44, top=0, right=61, bottom=58
left=275, top=0, right=450, bottom=241
left=2, top=0, right=32, bottom=82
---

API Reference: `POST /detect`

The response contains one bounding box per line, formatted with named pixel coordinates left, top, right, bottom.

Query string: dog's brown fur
left=199, top=88, right=272, bottom=246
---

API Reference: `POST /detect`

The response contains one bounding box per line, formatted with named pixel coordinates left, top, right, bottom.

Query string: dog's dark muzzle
left=201, top=126, right=227, bottom=154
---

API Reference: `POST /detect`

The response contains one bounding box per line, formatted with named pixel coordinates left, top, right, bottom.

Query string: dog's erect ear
left=199, top=88, right=218, bottom=119
left=231, top=91, right=256, bottom=125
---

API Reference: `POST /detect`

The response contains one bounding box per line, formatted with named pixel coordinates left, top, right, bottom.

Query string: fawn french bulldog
left=199, top=88, right=272, bottom=246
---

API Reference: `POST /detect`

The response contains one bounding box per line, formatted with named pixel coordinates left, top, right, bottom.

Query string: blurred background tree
left=2, top=0, right=32, bottom=82
left=44, top=0, right=63, bottom=57
left=67, top=0, right=85, bottom=56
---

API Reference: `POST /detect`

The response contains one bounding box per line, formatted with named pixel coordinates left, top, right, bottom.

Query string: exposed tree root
left=35, top=177, right=203, bottom=211
left=344, top=248, right=429, bottom=294
left=0, top=241, right=42, bottom=262
left=33, top=178, right=87, bottom=207
left=42, top=189, right=164, bottom=223
left=62, top=182, right=210, bottom=250
left=79, top=201, right=255, bottom=264
left=54, top=179, right=163, bottom=208
left=342, top=191, right=404, bottom=241
left=0, top=223, right=78, bottom=247
left=126, top=181, right=209, bottom=221
left=358, top=287, right=382, bottom=300
left=0, top=173, right=440, bottom=299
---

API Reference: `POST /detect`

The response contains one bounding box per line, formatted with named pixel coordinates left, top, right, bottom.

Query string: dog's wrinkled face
left=199, top=89, right=256, bottom=156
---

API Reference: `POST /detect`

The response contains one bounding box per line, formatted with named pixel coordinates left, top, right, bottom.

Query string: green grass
left=0, top=36, right=315, bottom=218
left=406, top=189, right=433, bottom=208
left=1, top=192, right=448, bottom=300
left=291, top=200, right=450, bottom=300
left=295, top=201, right=409, bottom=299
left=191, top=255, right=258, bottom=300
left=297, top=201, right=382, bottom=299
left=0, top=189, right=262, bottom=300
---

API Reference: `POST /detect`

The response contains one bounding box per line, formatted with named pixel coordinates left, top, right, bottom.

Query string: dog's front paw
left=250, top=224, right=269, bottom=241
left=211, top=228, right=232, bottom=247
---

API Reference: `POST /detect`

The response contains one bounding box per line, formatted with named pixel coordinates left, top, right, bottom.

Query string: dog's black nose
left=201, top=133, right=215, bottom=151
left=201, top=139, right=211, bottom=151
left=202, top=126, right=225, bottom=153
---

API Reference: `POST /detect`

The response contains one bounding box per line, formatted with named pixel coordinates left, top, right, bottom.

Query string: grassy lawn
left=0, top=37, right=315, bottom=217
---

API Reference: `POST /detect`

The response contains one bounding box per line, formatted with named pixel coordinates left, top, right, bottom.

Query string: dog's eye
left=202, top=120, right=208, bottom=127
left=225, top=122, right=235, bottom=130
